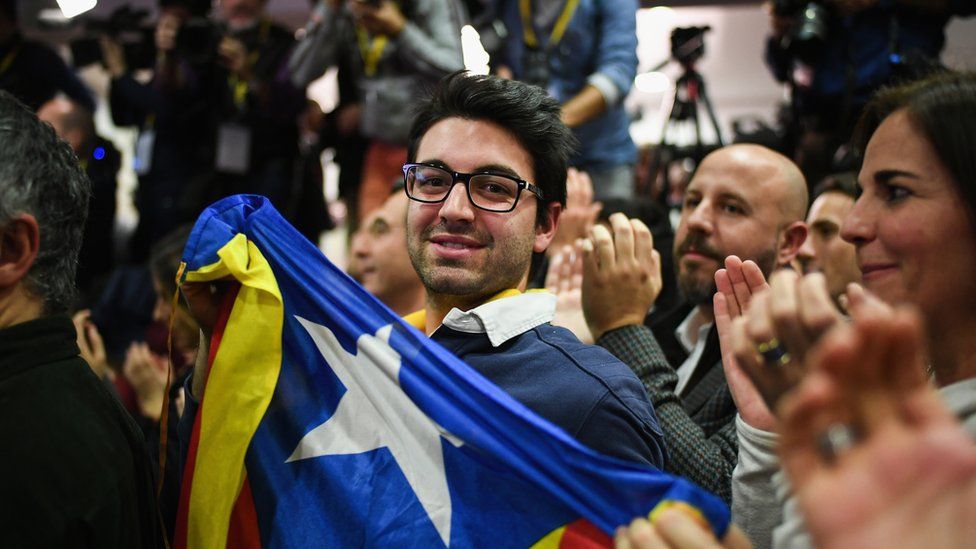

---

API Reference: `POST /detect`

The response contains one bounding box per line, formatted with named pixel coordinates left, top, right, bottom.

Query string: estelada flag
left=174, top=195, right=729, bottom=548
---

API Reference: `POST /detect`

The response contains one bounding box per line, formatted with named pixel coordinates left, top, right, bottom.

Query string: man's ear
left=776, top=220, right=808, bottom=267
left=533, top=202, right=562, bottom=253
left=0, top=214, right=40, bottom=288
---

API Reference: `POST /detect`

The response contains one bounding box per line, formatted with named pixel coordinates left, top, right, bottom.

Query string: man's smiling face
left=406, top=117, right=554, bottom=304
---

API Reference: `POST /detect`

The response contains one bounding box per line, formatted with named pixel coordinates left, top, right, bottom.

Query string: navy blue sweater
left=432, top=322, right=667, bottom=469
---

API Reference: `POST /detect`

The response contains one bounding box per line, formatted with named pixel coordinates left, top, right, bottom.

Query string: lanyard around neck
left=227, top=18, right=272, bottom=108
left=519, top=0, right=580, bottom=50
left=355, top=26, right=389, bottom=77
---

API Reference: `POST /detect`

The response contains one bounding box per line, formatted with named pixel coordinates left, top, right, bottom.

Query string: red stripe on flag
left=226, top=477, right=262, bottom=548
left=174, top=283, right=241, bottom=549
left=559, top=519, right=612, bottom=548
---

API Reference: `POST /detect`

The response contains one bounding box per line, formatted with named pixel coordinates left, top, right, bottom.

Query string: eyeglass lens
left=406, top=165, right=520, bottom=211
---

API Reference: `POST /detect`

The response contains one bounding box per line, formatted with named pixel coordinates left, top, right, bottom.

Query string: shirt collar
left=675, top=305, right=712, bottom=354
left=403, top=289, right=556, bottom=347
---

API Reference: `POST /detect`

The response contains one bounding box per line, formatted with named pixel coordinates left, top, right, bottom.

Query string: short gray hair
left=0, top=91, right=90, bottom=314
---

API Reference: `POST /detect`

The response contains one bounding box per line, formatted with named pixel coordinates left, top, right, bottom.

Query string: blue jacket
left=499, top=0, right=639, bottom=170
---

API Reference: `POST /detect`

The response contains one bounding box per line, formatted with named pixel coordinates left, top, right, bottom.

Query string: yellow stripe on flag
left=530, top=525, right=567, bottom=548
left=649, top=500, right=709, bottom=530
left=183, top=234, right=284, bottom=549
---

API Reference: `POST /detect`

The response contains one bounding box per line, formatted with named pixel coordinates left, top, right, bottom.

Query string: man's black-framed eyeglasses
left=402, top=163, right=545, bottom=213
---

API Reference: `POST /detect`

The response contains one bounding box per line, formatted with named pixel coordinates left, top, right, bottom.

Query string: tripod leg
left=697, top=77, right=725, bottom=147
left=691, top=99, right=703, bottom=159
left=653, top=73, right=693, bottom=204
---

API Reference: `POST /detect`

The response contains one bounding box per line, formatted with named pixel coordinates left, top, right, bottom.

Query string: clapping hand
left=779, top=307, right=976, bottom=549
left=615, top=507, right=752, bottom=549
left=581, top=214, right=662, bottom=341
left=546, top=242, right=593, bottom=344
left=548, top=169, right=602, bottom=257
left=73, top=309, right=109, bottom=379
left=712, top=256, right=777, bottom=431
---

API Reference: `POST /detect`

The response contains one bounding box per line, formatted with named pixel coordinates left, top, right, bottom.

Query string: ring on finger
left=817, top=423, right=860, bottom=464
left=757, top=337, right=791, bottom=366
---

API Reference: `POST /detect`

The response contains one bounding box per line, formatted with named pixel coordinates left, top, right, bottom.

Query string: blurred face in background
left=797, top=191, right=859, bottom=301
left=152, top=276, right=199, bottom=354
left=37, top=98, right=88, bottom=155
left=350, top=192, right=424, bottom=313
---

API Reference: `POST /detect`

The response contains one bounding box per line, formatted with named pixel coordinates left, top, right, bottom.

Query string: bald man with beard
left=582, top=144, right=808, bottom=504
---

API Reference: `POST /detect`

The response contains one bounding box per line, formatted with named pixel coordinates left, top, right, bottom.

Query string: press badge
left=133, top=129, right=155, bottom=176
left=216, top=123, right=252, bottom=174
left=521, top=48, right=551, bottom=90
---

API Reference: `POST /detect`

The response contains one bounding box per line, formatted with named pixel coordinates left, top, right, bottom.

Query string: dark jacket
left=598, top=303, right=737, bottom=503
left=0, top=316, right=162, bottom=548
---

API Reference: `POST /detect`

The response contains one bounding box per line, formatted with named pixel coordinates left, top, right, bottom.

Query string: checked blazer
left=597, top=303, right=738, bottom=504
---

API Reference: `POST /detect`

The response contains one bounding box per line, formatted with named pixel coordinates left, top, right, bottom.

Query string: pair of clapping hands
left=544, top=169, right=655, bottom=344
left=712, top=257, right=890, bottom=431
left=547, top=206, right=893, bottom=431
left=716, top=261, right=976, bottom=549
left=545, top=212, right=661, bottom=344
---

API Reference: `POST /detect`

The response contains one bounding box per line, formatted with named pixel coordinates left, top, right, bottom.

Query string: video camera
left=772, top=0, right=831, bottom=64
left=670, top=26, right=710, bottom=67
left=70, top=6, right=155, bottom=69
left=70, top=5, right=224, bottom=70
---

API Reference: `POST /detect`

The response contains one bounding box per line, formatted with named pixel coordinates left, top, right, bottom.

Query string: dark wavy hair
left=0, top=91, right=90, bottom=314
left=853, top=70, right=976, bottom=222
left=407, top=71, right=577, bottom=226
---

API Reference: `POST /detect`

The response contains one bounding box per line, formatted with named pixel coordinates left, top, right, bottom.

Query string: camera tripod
left=640, top=27, right=725, bottom=204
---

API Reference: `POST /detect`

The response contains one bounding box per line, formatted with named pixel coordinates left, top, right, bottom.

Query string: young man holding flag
left=185, top=71, right=666, bottom=468
left=174, top=73, right=726, bottom=548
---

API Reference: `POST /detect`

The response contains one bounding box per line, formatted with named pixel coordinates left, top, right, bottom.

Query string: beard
left=678, top=272, right=718, bottom=306
left=674, top=232, right=780, bottom=306
left=407, top=221, right=532, bottom=300
left=674, top=232, right=724, bottom=305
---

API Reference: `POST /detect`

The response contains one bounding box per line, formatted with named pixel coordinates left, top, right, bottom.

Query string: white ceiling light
left=56, top=0, right=97, bottom=19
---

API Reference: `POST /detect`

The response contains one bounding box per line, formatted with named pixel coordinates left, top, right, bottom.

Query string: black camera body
left=772, top=0, right=832, bottom=64
left=174, top=17, right=224, bottom=66
left=71, top=6, right=156, bottom=69
left=670, top=25, right=710, bottom=66
left=70, top=6, right=224, bottom=69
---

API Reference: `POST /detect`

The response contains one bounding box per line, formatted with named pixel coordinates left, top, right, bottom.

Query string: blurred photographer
left=209, top=0, right=307, bottom=217
left=102, top=0, right=219, bottom=262
left=288, top=0, right=463, bottom=221
left=495, top=0, right=640, bottom=201
left=764, top=0, right=973, bottom=186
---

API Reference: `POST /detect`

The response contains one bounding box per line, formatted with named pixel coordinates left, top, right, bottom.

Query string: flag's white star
left=288, top=317, right=459, bottom=547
